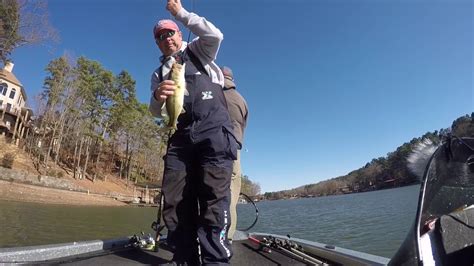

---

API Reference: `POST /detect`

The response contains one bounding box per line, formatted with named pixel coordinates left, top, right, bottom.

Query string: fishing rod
left=186, top=0, right=195, bottom=43
left=165, top=0, right=194, bottom=43
left=238, top=192, right=259, bottom=231
left=248, top=235, right=329, bottom=266
left=151, top=191, right=165, bottom=252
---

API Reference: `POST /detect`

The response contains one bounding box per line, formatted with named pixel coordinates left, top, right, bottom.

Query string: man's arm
left=172, top=4, right=223, bottom=64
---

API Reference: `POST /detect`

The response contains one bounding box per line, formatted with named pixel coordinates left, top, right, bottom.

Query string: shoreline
left=0, top=180, right=129, bottom=206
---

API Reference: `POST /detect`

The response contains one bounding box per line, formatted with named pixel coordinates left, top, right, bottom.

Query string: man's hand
left=167, top=0, right=182, bottom=17
left=154, top=80, right=176, bottom=101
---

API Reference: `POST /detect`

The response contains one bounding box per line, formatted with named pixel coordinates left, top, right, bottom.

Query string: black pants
left=162, top=130, right=236, bottom=265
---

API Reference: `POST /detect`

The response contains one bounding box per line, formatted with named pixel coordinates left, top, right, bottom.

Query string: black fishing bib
left=171, top=48, right=234, bottom=144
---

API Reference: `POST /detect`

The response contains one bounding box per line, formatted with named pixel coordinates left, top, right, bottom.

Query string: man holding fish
left=149, top=0, right=239, bottom=265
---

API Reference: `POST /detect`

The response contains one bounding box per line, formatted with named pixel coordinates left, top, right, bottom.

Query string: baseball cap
left=221, top=66, right=236, bottom=88
left=221, top=66, right=234, bottom=80
left=153, top=19, right=180, bottom=39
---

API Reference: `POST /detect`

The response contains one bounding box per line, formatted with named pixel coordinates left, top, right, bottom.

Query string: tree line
left=264, top=114, right=474, bottom=200
left=21, top=55, right=167, bottom=185
left=241, top=175, right=261, bottom=197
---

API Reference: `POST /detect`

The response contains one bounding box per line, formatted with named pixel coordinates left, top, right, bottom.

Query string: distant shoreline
left=0, top=180, right=128, bottom=207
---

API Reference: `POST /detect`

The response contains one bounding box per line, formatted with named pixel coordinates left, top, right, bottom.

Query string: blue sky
left=10, top=0, right=473, bottom=193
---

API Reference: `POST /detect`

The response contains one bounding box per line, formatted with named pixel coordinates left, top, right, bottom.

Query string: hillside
left=0, top=136, right=140, bottom=205
left=264, top=113, right=474, bottom=200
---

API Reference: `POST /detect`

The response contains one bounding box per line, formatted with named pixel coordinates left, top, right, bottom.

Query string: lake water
left=0, top=185, right=420, bottom=259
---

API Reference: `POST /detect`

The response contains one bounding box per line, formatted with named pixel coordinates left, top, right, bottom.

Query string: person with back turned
left=220, top=66, right=248, bottom=243
left=149, top=0, right=239, bottom=265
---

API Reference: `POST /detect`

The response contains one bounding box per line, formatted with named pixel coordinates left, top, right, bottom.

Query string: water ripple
left=1, top=186, right=419, bottom=259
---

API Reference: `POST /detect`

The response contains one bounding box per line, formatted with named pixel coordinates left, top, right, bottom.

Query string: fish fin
left=160, top=102, right=169, bottom=118
left=168, top=128, right=176, bottom=136
left=182, top=63, right=188, bottom=97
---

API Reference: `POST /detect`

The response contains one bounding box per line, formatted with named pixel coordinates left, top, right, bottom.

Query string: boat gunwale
left=0, top=237, right=131, bottom=263
left=0, top=232, right=391, bottom=265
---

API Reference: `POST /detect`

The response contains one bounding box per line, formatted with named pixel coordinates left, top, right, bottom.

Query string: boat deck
left=50, top=239, right=305, bottom=265
left=0, top=232, right=390, bottom=265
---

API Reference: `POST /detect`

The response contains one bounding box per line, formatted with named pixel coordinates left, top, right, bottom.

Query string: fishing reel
left=256, top=235, right=327, bottom=265
left=128, top=232, right=156, bottom=251
left=267, top=235, right=304, bottom=252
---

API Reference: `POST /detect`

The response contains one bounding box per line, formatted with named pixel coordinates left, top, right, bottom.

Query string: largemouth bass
left=166, top=62, right=187, bottom=130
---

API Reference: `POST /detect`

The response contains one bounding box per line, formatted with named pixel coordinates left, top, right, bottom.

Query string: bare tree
left=23, top=54, right=166, bottom=187
left=0, top=0, right=58, bottom=64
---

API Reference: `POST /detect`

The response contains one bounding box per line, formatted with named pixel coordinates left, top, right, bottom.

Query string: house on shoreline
left=0, top=62, right=33, bottom=143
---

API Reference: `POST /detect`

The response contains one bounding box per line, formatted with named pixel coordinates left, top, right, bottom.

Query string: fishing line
left=186, top=0, right=195, bottom=43
left=165, top=0, right=193, bottom=43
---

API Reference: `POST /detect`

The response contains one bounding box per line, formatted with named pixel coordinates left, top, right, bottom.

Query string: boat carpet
left=44, top=239, right=306, bottom=265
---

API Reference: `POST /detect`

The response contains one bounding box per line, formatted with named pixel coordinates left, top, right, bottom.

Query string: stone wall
left=0, top=167, right=140, bottom=203
left=0, top=166, right=84, bottom=192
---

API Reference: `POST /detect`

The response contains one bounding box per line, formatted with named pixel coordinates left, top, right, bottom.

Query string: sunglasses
left=156, top=30, right=176, bottom=41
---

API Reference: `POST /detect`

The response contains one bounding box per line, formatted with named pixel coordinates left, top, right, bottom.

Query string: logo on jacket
left=202, top=91, right=213, bottom=100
